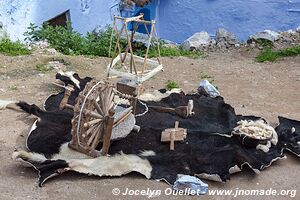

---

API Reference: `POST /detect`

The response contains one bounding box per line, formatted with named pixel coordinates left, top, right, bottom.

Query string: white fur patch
left=68, top=152, right=152, bottom=178
left=13, top=145, right=152, bottom=180
left=229, top=165, right=241, bottom=174
left=12, top=151, right=47, bottom=163
left=139, top=88, right=182, bottom=102
left=196, top=173, right=222, bottom=182
left=58, top=70, right=80, bottom=89
left=0, top=100, right=17, bottom=110
left=26, top=120, right=38, bottom=150
left=139, top=150, right=156, bottom=157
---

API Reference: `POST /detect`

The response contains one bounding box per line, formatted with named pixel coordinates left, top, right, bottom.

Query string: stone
left=296, top=26, right=300, bottom=33
left=250, top=30, right=280, bottom=42
left=181, top=31, right=211, bottom=51
left=216, top=28, right=238, bottom=45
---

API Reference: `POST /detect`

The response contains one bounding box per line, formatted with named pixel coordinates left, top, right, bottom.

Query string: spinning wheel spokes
left=69, top=80, right=115, bottom=157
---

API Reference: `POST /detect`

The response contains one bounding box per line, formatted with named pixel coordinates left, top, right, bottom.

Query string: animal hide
left=10, top=73, right=300, bottom=186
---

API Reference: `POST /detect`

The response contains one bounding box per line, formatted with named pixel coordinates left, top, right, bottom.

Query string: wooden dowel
left=85, top=125, right=97, bottom=137
left=91, top=123, right=104, bottom=148
left=153, top=25, right=162, bottom=64
left=116, top=23, right=126, bottom=63
left=170, top=131, right=175, bottom=150
left=124, top=25, right=137, bottom=75
left=93, top=100, right=104, bottom=116
left=114, top=14, right=144, bottom=22
left=122, top=21, right=140, bottom=63
left=84, top=119, right=102, bottom=128
left=142, top=23, right=154, bottom=74
left=59, top=89, right=72, bottom=110
left=87, top=127, right=99, bottom=146
left=113, top=110, right=132, bottom=127
left=136, top=19, right=155, bottom=24
left=66, top=104, right=103, bottom=118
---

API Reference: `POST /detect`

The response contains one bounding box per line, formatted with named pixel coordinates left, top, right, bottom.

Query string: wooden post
left=152, top=25, right=162, bottom=65
left=122, top=21, right=140, bottom=64
left=59, top=89, right=72, bottom=110
left=124, top=24, right=137, bottom=75
left=101, top=108, right=115, bottom=156
left=142, top=23, right=154, bottom=74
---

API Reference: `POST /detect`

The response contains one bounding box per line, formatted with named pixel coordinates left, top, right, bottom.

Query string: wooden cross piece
left=161, top=121, right=187, bottom=150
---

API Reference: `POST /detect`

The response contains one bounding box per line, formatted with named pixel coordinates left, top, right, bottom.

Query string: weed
left=35, top=63, right=53, bottom=72
left=200, top=72, right=214, bottom=83
left=256, top=45, right=300, bottom=62
left=166, top=80, right=180, bottom=90
left=0, top=38, right=31, bottom=56
left=254, top=39, right=273, bottom=48
left=9, top=85, right=18, bottom=90
left=24, top=23, right=201, bottom=58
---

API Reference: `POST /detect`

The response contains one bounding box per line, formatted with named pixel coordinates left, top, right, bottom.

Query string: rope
left=76, top=81, right=103, bottom=146
left=135, top=99, right=148, bottom=117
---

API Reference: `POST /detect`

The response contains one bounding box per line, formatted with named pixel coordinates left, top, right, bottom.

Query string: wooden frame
left=107, top=14, right=163, bottom=83
left=59, top=80, right=137, bottom=157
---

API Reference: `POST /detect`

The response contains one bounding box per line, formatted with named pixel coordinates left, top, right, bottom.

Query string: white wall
left=0, top=0, right=120, bottom=41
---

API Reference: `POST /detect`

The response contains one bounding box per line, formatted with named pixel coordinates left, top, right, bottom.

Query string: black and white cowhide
left=3, top=73, right=300, bottom=186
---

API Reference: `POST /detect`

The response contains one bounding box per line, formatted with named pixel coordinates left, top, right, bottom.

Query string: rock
left=250, top=30, right=280, bottom=42
left=216, top=28, right=238, bottom=45
left=296, top=26, right=300, bottom=33
left=181, top=31, right=211, bottom=51
left=31, top=40, right=50, bottom=49
left=162, top=43, right=178, bottom=49
left=46, top=48, right=58, bottom=55
left=286, top=29, right=297, bottom=35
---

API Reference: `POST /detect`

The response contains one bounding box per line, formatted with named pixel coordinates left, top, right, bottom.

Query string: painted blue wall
left=1, top=0, right=299, bottom=43
left=158, top=0, right=300, bottom=43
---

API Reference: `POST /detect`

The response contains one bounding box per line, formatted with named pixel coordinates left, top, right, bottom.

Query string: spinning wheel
left=64, top=79, right=138, bottom=157
left=69, top=80, right=116, bottom=157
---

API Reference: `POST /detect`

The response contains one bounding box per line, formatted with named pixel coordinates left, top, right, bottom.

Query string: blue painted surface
left=1, top=0, right=299, bottom=43
left=158, top=0, right=300, bottom=43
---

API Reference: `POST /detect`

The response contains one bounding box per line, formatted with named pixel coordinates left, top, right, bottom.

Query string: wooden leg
left=142, top=23, right=154, bottom=74
left=124, top=25, right=137, bottom=75
left=101, top=109, right=115, bottom=156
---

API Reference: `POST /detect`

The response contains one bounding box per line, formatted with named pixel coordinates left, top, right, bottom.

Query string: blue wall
left=158, top=0, right=300, bottom=43
left=1, top=0, right=299, bottom=43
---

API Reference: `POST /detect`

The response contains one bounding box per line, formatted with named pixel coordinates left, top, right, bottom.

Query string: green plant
left=24, top=23, right=201, bottom=58
left=24, top=23, right=117, bottom=57
left=254, top=39, right=273, bottom=48
left=35, top=63, right=53, bottom=72
left=165, top=80, right=180, bottom=91
left=9, top=85, right=18, bottom=90
left=0, top=38, right=31, bottom=56
left=256, top=45, right=300, bottom=62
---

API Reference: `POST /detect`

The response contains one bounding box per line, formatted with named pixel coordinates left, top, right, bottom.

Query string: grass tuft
left=165, top=80, right=180, bottom=91
left=256, top=45, right=300, bottom=62
left=0, top=38, right=31, bottom=56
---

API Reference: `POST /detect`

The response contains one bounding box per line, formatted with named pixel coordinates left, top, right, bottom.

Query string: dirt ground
left=0, top=49, right=299, bottom=200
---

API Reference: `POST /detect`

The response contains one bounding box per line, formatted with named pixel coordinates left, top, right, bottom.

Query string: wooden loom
left=59, top=80, right=137, bottom=157
left=107, top=14, right=163, bottom=83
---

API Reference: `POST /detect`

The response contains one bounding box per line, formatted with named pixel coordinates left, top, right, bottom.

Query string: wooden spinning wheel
left=68, top=80, right=116, bottom=157
left=64, top=79, right=138, bottom=157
